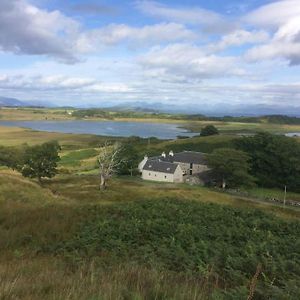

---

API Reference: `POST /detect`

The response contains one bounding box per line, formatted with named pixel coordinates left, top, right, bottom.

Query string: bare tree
left=97, top=142, right=123, bottom=190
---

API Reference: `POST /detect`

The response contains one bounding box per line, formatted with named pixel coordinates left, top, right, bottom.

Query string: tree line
left=208, top=132, right=300, bottom=192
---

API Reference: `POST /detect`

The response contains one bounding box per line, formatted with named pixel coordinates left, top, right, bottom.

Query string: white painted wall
left=142, top=165, right=184, bottom=183
left=138, top=157, right=148, bottom=172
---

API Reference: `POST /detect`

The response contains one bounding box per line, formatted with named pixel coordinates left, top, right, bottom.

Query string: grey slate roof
left=149, top=151, right=207, bottom=165
left=143, top=160, right=179, bottom=174
left=173, top=151, right=207, bottom=164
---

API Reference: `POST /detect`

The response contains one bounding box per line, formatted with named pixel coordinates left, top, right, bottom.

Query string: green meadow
left=0, top=113, right=299, bottom=299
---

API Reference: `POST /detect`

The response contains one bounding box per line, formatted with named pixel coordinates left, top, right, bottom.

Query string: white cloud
left=76, top=23, right=197, bottom=52
left=135, top=0, right=234, bottom=32
left=207, top=30, right=269, bottom=52
left=0, top=0, right=80, bottom=63
left=246, top=42, right=300, bottom=65
left=0, top=0, right=199, bottom=63
left=83, top=83, right=133, bottom=93
left=245, top=0, right=300, bottom=65
left=139, top=44, right=245, bottom=82
left=244, top=0, right=300, bottom=27
left=0, top=74, right=132, bottom=94
left=257, top=17, right=300, bottom=65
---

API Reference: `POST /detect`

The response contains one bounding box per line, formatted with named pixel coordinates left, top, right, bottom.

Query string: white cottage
left=142, top=160, right=184, bottom=183
left=139, top=151, right=209, bottom=183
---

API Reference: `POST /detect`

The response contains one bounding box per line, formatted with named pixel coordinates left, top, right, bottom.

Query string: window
left=164, top=176, right=167, bottom=179
left=149, top=173, right=151, bottom=176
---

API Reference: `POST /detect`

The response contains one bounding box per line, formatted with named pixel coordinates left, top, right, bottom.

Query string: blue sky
left=0, top=0, right=300, bottom=114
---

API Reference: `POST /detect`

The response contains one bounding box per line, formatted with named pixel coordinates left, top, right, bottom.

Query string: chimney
left=161, top=152, right=166, bottom=158
left=169, top=150, right=174, bottom=157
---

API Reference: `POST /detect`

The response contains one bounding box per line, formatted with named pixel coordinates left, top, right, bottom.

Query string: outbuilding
left=142, top=160, right=184, bottom=183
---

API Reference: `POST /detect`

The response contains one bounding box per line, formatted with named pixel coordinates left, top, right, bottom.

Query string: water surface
left=0, top=120, right=197, bottom=139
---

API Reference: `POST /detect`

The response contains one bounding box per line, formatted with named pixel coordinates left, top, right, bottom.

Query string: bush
left=201, top=125, right=219, bottom=136
left=56, top=199, right=300, bottom=297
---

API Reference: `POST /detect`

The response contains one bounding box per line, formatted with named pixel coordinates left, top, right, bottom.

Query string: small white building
left=139, top=151, right=209, bottom=183
left=142, top=160, right=184, bottom=183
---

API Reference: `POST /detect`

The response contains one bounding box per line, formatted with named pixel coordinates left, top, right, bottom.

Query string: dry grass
left=0, top=172, right=299, bottom=299
left=0, top=257, right=217, bottom=300
left=0, top=107, right=73, bottom=121
left=0, top=126, right=119, bottom=148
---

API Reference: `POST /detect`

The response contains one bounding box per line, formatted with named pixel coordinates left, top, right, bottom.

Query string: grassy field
left=0, top=126, right=122, bottom=149
left=0, top=107, right=74, bottom=121
left=0, top=170, right=300, bottom=299
left=0, top=116, right=300, bottom=299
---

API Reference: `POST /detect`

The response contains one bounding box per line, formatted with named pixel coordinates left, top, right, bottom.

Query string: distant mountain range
left=0, top=96, right=27, bottom=107
left=0, top=96, right=53, bottom=107
left=1, top=96, right=299, bottom=117
left=104, top=101, right=300, bottom=117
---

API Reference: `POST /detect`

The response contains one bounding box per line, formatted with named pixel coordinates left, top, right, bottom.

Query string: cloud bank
left=0, top=0, right=299, bottom=114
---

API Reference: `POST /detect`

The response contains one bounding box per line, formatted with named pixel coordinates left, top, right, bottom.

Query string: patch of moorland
left=55, top=199, right=300, bottom=299
left=59, top=148, right=99, bottom=169
left=0, top=126, right=122, bottom=149
left=0, top=172, right=300, bottom=299
left=0, top=171, right=65, bottom=205
left=0, top=107, right=74, bottom=121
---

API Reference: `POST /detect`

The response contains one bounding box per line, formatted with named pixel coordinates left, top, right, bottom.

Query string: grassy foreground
left=0, top=170, right=300, bottom=299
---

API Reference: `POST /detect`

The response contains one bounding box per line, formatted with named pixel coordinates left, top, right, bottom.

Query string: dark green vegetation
left=236, top=132, right=300, bottom=192
left=201, top=125, right=219, bottom=136
left=21, top=141, right=61, bottom=183
left=0, top=141, right=61, bottom=183
left=115, top=143, right=140, bottom=175
left=57, top=199, right=300, bottom=299
left=60, top=148, right=98, bottom=167
left=0, top=144, right=25, bottom=170
left=208, top=148, right=255, bottom=188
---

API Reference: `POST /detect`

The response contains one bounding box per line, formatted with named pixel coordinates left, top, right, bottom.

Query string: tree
left=201, top=125, right=219, bottom=136
left=115, top=144, right=139, bottom=176
left=98, top=142, right=123, bottom=190
left=21, top=141, right=61, bottom=183
left=235, top=132, right=300, bottom=192
left=0, top=145, right=25, bottom=170
left=207, top=148, right=255, bottom=188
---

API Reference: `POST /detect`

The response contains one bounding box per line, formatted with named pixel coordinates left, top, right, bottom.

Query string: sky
left=0, top=0, right=300, bottom=114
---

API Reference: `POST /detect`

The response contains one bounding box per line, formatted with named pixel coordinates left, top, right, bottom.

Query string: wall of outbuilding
left=141, top=166, right=184, bottom=183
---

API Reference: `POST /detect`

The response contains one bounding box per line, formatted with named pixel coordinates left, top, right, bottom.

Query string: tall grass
left=0, top=258, right=223, bottom=300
